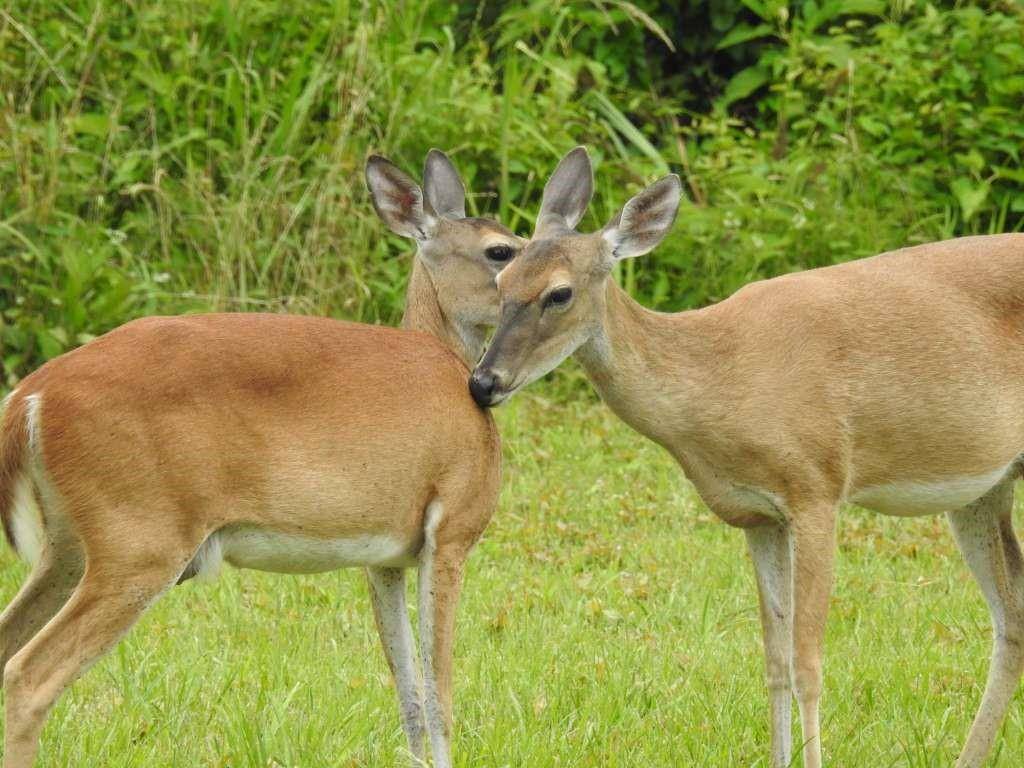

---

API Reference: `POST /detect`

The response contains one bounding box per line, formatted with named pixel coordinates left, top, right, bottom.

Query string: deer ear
left=535, top=146, right=593, bottom=238
left=423, top=149, right=466, bottom=219
left=601, top=175, right=681, bottom=259
left=366, top=155, right=437, bottom=240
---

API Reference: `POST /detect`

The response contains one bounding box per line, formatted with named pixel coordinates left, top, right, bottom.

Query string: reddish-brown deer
left=471, top=146, right=1024, bottom=768
left=0, top=150, right=522, bottom=768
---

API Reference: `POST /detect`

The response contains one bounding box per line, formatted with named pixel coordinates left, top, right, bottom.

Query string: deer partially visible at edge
left=0, top=151, right=522, bottom=768
left=472, top=146, right=1024, bottom=768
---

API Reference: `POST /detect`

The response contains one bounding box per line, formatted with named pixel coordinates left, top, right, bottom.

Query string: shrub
left=2, top=0, right=1021, bottom=387
left=715, top=2, right=1024, bottom=233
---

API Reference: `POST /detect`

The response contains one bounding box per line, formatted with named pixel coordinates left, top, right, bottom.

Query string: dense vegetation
left=2, top=0, right=1023, bottom=384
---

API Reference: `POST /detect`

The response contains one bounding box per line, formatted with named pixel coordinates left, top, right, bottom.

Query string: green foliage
left=625, top=0, right=1024, bottom=308
left=722, top=2, right=1024, bottom=233
left=1, top=221, right=160, bottom=377
left=0, top=0, right=679, bottom=383
left=1, top=0, right=1023, bottom=385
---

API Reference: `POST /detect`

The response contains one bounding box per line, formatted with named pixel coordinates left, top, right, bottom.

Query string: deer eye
left=544, top=286, right=573, bottom=308
left=485, top=245, right=514, bottom=263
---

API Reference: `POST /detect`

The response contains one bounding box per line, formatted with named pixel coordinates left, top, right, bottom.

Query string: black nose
left=469, top=370, right=500, bottom=408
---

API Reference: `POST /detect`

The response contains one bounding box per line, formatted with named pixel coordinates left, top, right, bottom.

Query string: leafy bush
left=0, top=1, right=675, bottom=384
left=1, top=221, right=160, bottom=379
left=714, top=2, right=1024, bottom=232
left=627, top=0, right=1024, bottom=310
left=2, top=0, right=1022, bottom=387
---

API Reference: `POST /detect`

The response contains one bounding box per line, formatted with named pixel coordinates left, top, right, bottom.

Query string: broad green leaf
left=716, top=24, right=774, bottom=51
left=995, top=166, right=1024, bottom=183
left=135, top=70, right=172, bottom=95
left=719, top=66, right=770, bottom=108
left=954, top=150, right=985, bottom=174
left=994, top=76, right=1024, bottom=95
left=838, top=0, right=885, bottom=16
left=856, top=116, right=887, bottom=137
left=739, top=0, right=770, bottom=22
left=35, top=328, right=65, bottom=360
left=113, top=154, right=144, bottom=187
left=950, top=178, right=990, bottom=221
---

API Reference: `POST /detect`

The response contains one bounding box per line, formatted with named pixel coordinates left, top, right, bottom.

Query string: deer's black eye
left=485, top=245, right=514, bottom=263
left=545, top=286, right=573, bottom=308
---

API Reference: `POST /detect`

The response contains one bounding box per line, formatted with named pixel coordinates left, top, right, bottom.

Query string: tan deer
left=470, top=146, right=1024, bottom=768
left=0, top=150, right=523, bottom=768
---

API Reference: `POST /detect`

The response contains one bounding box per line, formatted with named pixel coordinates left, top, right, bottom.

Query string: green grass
left=2, top=390, right=1021, bottom=767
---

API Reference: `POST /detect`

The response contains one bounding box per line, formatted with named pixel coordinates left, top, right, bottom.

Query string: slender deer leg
left=746, top=523, right=794, bottom=767
left=418, top=551, right=465, bottom=768
left=947, top=477, right=1024, bottom=768
left=368, top=567, right=426, bottom=765
left=789, top=504, right=838, bottom=768
left=417, top=504, right=467, bottom=768
left=0, top=544, right=84, bottom=671
left=3, top=553, right=186, bottom=768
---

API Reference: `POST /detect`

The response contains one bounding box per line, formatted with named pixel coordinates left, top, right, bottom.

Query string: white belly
left=851, top=464, right=1014, bottom=516
left=197, top=526, right=418, bottom=576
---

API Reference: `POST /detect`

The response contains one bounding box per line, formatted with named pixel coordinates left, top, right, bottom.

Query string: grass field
left=1, top=389, right=1021, bottom=767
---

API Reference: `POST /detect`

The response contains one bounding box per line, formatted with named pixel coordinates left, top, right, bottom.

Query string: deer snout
left=469, top=369, right=503, bottom=408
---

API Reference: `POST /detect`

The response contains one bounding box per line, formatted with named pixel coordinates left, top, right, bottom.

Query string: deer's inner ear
left=365, top=156, right=437, bottom=240
left=602, top=175, right=682, bottom=259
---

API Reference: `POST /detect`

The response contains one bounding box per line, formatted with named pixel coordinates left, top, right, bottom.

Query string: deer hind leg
left=417, top=500, right=470, bottom=768
left=0, top=530, right=84, bottom=672
left=746, top=523, right=794, bottom=768
left=0, top=464, right=86, bottom=670
left=947, top=475, right=1024, bottom=768
left=368, top=567, right=426, bottom=765
left=3, top=530, right=200, bottom=768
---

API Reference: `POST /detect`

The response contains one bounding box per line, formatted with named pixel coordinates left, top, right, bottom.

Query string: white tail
left=474, top=146, right=1024, bottom=768
left=0, top=150, right=521, bottom=768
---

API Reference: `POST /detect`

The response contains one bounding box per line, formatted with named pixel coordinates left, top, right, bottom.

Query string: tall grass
left=0, top=0, right=675, bottom=383
left=2, top=1, right=1022, bottom=385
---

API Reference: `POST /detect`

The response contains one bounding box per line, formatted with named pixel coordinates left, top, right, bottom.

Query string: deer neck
left=574, top=279, right=712, bottom=447
left=401, top=256, right=482, bottom=367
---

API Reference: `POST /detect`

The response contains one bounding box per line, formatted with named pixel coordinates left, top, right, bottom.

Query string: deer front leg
left=368, top=567, right=426, bottom=765
left=789, top=504, right=838, bottom=768
left=417, top=503, right=468, bottom=768
left=417, top=552, right=465, bottom=768
left=746, top=523, right=794, bottom=768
